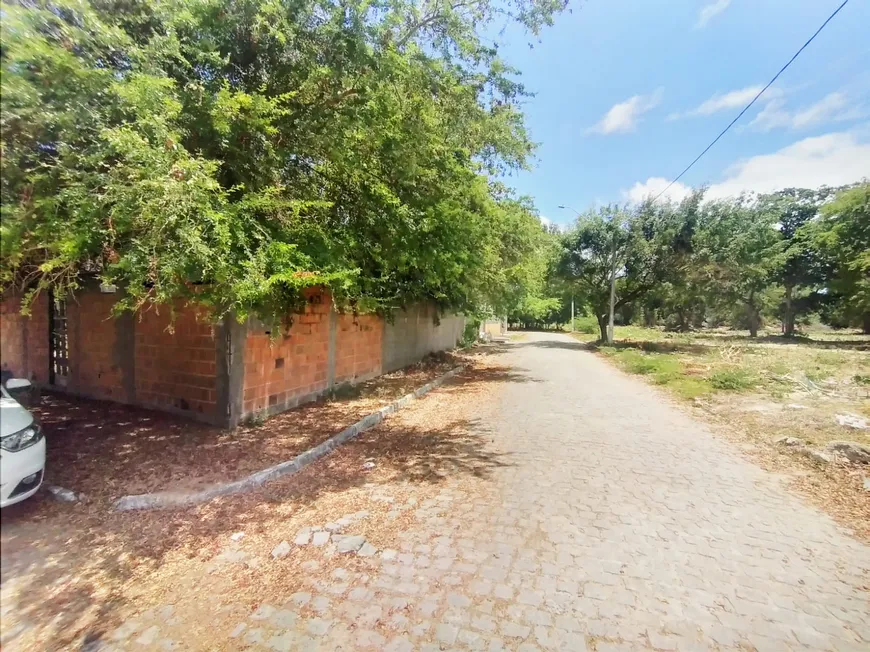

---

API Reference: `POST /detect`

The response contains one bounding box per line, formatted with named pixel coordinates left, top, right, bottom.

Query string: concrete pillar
left=326, top=303, right=338, bottom=390
left=216, top=315, right=247, bottom=428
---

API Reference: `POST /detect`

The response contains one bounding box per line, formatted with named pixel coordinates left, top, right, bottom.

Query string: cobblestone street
left=26, top=333, right=870, bottom=650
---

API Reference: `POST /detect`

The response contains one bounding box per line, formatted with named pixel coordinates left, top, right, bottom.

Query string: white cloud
left=539, top=215, right=552, bottom=226
left=705, top=129, right=870, bottom=200
left=749, top=98, right=791, bottom=131
left=624, top=177, right=693, bottom=204
left=792, top=93, right=848, bottom=128
left=695, top=0, right=731, bottom=29
left=623, top=129, right=870, bottom=205
left=587, top=88, right=663, bottom=135
left=669, top=85, right=765, bottom=120
left=750, top=92, right=866, bottom=131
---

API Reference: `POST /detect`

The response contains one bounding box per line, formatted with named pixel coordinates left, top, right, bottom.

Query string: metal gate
left=49, top=294, right=69, bottom=386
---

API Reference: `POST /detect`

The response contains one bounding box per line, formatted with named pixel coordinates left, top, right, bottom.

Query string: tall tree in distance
left=559, top=201, right=691, bottom=342
left=808, top=182, right=870, bottom=333
left=694, top=198, right=781, bottom=337
left=758, top=187, right=835, bottom=336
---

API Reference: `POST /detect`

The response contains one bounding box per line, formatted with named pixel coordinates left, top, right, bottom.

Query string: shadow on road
left=512, top=337, right=590, bottom=352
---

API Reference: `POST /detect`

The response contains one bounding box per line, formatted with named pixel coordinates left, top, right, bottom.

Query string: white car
left=0, top=378, right=46, bottom=507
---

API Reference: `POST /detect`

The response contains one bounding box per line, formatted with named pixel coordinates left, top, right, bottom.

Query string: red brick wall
left=243, top=290, right=330, bottom=416
left=134, top=303, right=218, bottom=418
left=334, top=313, right=382, bottom=385
left=0, top=295, right=26, bottom=377
left=0, top=292, right=49, bottom=385
left=66, top=292, right=124, bottom=401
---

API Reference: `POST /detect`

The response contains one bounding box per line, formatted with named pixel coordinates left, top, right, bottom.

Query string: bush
left=461, top=320, right=481, bottom=347
left=572, top=316, right=599, bottom=335
left=710, top=367, right=755, bottom=390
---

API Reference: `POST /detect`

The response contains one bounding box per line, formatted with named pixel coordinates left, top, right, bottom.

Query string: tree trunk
left=676, top=307, right=688, bottom=332
left=863, top=312, right=870, bottom=335
left=747, top=294, right=759, bottom=338
left=783, top=284, right=795, bottom=337
left=597, top=314, right=608, bottom=343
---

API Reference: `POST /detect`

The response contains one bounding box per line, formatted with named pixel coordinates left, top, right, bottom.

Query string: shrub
left=572, top=316, right=599, bottom=335
left=710, top=367, right=755, bottom=390
left=461, top=320, right=481, bottom=346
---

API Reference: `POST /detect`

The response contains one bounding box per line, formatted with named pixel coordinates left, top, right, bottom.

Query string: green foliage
left=597, top=347, right=713, bottom=400
left=709, top=367, right=756, bottom=391
left=807, top=183, right=870, bottom=332
left=572, top=316, right=599, bottom=335
left=461, top=320, right=482, bottom=347
left=556, top=184, right=869, bottom=339
left=0, top=0, right=567, bottom=323
left=559, top=200, right=692, bottom=340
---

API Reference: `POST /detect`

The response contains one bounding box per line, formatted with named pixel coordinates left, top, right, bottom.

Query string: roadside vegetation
left=0, top=0, right=566, bottom=328
left=513, top=183, right=870, bottom=341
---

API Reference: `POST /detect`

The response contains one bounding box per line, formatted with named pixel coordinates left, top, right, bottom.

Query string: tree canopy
left=551, top=181, right=870, bottom=339
left=1, top=0, right=566, bottom=323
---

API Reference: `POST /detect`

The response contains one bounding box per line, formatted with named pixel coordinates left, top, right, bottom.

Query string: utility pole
left=607, top=234, right=616, bottom=344
left=558, top=204, right=581, bottom=335
left=570, top=293, right=575, bottom=332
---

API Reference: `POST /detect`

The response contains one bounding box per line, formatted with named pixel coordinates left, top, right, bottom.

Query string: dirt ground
left=0, top=345, right=512, bottom=651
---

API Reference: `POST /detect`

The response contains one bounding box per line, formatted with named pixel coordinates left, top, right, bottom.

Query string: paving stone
left=289, top=592, right=311, bottom=606
left=471, top=614, right=497, bottom=633
left=269, top=609, right=297, bottom=628
left=335, top=535, right=365, bottom=553
left=250, top=604, right=276, bottom=621
left=134, top=625, right=160, bottom=646
left=436, top=623, right=459, bottom=644
left=311, top=531, right=330, bottom=546
left=385, top=636, right=415, bottom=652
left=265, top=632, right=298, bottom=651
left=294, top=528, right=312, bottom=545
left=358, top=542, right=378, bottom=557
left=271, top=541, right=292, bottom=558
left=243, top=628, right=265, bottom=645
left=305, top=618, right=332, bottom=636
left=500, top=621, right=531, bottom=638
left=447, top=591, right=472, bottom=608
left=110, top=621, right=141, bottom=641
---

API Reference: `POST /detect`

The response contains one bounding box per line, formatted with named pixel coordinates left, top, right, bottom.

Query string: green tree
left=758, top=187, right=836, bottom=336
left=693, top=197, right=781, bottom=337
left=809, top=182, right=870, bottom=333
left=0, top=0, right=567, bottom=323
left=558, top=201, right=689, bottom=342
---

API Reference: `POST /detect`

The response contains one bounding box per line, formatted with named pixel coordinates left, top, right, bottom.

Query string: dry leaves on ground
left=0, top=346, right=513, bottom=651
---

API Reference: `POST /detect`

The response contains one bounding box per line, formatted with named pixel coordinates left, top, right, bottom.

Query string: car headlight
left=1, top=424, right=43, bottom=452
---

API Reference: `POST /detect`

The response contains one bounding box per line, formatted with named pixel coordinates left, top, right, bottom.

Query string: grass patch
left=709, top=366, right=756, bottom=391
left=669, top=377, right=713, bottom=400
left=607, top=349, right=713, bottom=399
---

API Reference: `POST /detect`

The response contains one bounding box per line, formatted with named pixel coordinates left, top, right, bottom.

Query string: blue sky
left=495, top=0, right=870, bottom=225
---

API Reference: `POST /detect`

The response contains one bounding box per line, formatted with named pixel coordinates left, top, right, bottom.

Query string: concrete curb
left=113, top=365, right=465, bottom=512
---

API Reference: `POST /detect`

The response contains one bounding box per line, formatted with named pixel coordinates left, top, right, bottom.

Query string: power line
left=653, top=0, right=850, bottom=203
